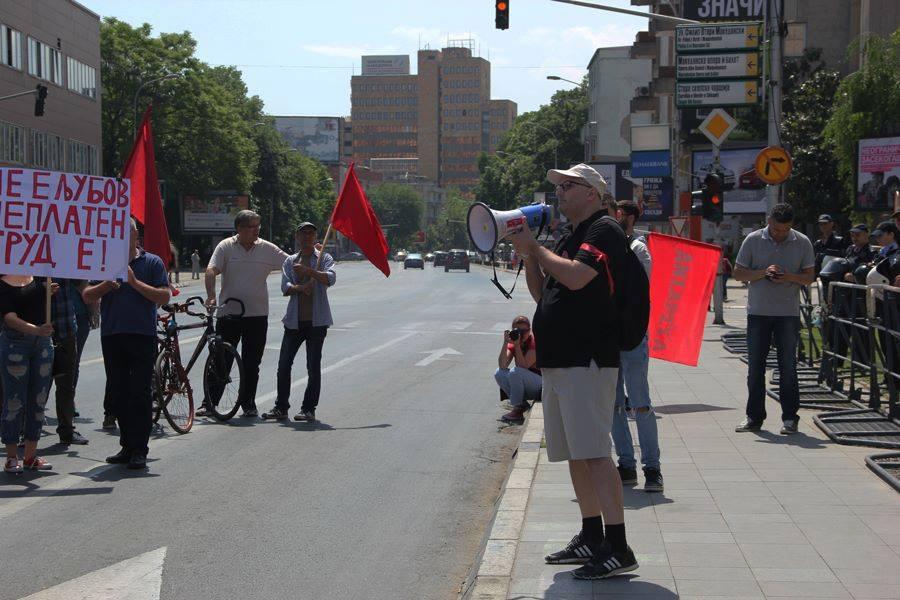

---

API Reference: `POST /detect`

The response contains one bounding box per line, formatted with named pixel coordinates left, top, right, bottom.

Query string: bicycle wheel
left=154, top=350, right=194, bottom=434
left=152, top=350, right=172, bottom=424
left=203, top=341, right=243, bottom=421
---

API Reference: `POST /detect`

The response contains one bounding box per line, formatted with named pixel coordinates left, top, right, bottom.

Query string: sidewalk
left=466, top=283, right=900, bottom=600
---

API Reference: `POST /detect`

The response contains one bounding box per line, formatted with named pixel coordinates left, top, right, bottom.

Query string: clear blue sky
left=82, top=0, right=648, bottom=116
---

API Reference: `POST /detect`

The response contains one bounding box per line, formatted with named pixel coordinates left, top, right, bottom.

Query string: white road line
left=491, top=322, right=509, bottom=331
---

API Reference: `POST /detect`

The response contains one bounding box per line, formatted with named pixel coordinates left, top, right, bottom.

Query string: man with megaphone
left=506, top=163, right=638, bottom=581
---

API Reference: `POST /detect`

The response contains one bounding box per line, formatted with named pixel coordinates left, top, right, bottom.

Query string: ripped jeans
left=0, top=331, right=54, bottom=445
left=611, top=336, right=660, bottom=470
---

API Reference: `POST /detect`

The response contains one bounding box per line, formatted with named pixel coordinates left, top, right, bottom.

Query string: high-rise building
left=350, top=45, right=516, bottom=192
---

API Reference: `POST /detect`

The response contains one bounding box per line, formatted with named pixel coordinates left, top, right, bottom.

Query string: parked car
left=394, top=250, right=408, bottom=262
left=404, top=253, right=425, bottom=270
left=424, top=252, right=435, bottom=262
left=739, top=168, right=765, bottom=190
left=445, top=249, right=470, bottom=273
left=433, top=251, right=448, bottom=267
left=695, top=163, right=736, bottom=190
left=342, top=251, right=364, bottom=261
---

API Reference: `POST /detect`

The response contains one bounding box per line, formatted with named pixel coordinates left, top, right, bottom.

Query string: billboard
left=856, top=136, right=900, bottom=212
left=590, top=163, right=673, bottom=222
left=692, top=146, right=766, bottom=214
left=183, top=194, right=249, bottom=232
left=273, top=116, right=341, bottom=164
left=683, top=0, right=764, bottom=21
left=361, top=55, right=410, bottom=76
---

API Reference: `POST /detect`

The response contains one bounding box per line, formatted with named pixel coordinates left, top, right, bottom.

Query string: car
left=342, top=251, right=364, bottom=261
left=424, top=252, right=435, bottom=262
left=394, top=250, right=408, bottom=263
left=696, top=163, right=736, bottom=190
left=433, top=251, right=448, bottom=267
left=404, top=253, right=425, bottom=269
left=445, top=249, right=470, bottom=273
left=739, top=168, right=766, bottom=190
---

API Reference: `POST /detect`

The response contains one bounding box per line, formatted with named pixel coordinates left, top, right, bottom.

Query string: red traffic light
left=495, top=0, right=510, bottom=29
left=497, top=1, right=507, bottom=9
left=711, top=194, right=721, bottom=205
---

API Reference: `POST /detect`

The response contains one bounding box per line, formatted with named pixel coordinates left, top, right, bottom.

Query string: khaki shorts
left=541, top=363, right=618, bottom=462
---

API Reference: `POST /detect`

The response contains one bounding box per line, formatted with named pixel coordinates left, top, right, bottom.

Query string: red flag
left=647, top=233, right=721, bottom=366
left=122, top=106, right=172, bottom=268
left=331, top=164, right=390, bottom=277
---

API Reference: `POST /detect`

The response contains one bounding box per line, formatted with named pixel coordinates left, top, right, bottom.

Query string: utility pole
left=765, top=0, right=784, bottom=212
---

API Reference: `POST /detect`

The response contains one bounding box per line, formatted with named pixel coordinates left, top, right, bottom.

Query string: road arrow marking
left=19, top=547, right=166, bottom=600
left=415, top=348, right=462, bottom=367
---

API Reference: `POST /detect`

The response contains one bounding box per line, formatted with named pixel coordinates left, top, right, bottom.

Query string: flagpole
left=45, top=277, right=52, bottom=325
left=316, top=224, right=334, bottom=270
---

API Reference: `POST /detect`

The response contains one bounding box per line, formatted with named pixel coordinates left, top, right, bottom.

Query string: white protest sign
left=0, top=167, right=130, bottom=280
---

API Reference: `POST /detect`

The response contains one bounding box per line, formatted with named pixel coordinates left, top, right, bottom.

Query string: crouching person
left=494, top=315, right=541, bottom=424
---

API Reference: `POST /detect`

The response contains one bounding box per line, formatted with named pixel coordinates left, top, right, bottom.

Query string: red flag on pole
left=331, top=163, right=391, bottom=277
left=122, top=106, right=172, bottom=269
left=646, top=233, right=721, bottom=366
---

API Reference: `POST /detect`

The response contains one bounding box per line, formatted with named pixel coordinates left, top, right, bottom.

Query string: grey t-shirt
left=735, top=227, right=815, bottom=317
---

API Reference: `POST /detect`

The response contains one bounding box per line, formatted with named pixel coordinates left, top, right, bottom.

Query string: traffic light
left=495, top=0, right=509, bottom=30
left=34, top=84, right=47, bottom=117
left=702, top=172, right=724, bottom=223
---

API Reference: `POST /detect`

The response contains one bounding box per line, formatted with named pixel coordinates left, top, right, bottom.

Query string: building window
left=28, top=37, right=62, bottom=85
left=67, top=139, right=99, bottom=175
left=66, top=57, right=97, bottom=99
left=0, top=120, right=26, bottom=164
left=31, top=130, right=65, bottom=170
left=1, top=24, right=23, bottom=70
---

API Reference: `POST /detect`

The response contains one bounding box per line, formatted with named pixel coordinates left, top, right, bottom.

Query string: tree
left=825, top=30, right=900, bottom=208
left=426, top=189, right=471, bottom=250
left=367, top=183, right=425, bottom=248
left=476, top=83, right=589, bottom=211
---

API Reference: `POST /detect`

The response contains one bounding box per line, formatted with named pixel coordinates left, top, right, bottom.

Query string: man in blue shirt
left=83, top=219, right=170, bottom=470
left=261, top=222, right=336, bottom=422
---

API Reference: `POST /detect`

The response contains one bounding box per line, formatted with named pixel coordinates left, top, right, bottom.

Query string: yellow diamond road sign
left=698, top=109, right=738, bottom=147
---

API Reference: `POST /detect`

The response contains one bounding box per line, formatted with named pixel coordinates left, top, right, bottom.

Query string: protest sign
left=0, top=167, right=130, bottom=280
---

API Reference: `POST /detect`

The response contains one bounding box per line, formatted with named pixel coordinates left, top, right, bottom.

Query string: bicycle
left=154, top=296, right=246, bottom=432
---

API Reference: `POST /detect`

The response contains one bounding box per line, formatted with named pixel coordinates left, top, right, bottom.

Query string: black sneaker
left=643, top=468, right=664, bottom=493
left=261, top=407, right=289, bottom=421
left=735, top=418, right=763, bottom=432
left=127, top=453, right=148, bottom=470
left=544, top=533, right=594, bottom=564
left=242, top=408, right=259, bottom=418
left=571, top=543, right=638, bottom=580
left=780, top=419, right=798, bottom=434
left=102, top=415, right=117, bottom=430
left=60, top=431, right=89, bottom=446
left=294, top=409, right=316, bottom=422
left=106, top=449, right=131, bottom=464
left=618, top=466, right=638, bottom=486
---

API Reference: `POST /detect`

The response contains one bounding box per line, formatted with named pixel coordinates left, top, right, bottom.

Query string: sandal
left=4, top=457, right=23, bottom=474
left=23, top=456, right=52, bottom=471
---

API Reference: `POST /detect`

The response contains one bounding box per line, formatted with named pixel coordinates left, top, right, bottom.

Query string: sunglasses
left=555, top=180, right=592, bottom=192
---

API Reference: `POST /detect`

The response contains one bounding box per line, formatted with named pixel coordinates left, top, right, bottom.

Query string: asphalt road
left=0, top=260, right=537, bottom=600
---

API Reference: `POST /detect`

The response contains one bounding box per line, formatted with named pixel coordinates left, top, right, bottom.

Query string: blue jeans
left=0, top=331, right=54, bottom=445
left=746, top=315, right=800, bottom=423
left=611, top=336, right=660, bottom=470
left=494, top=366, right=542, bottom=408
left=276, top=324, right=328, bottom=412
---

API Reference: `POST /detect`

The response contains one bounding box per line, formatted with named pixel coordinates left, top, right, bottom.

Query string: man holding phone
left=732, top=203, right=815, bottom=435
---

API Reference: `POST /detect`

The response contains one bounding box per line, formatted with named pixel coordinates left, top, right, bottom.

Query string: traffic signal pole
left=765, top=0, right=784, bottom=212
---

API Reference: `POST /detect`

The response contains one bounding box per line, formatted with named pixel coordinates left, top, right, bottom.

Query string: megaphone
left=467, top=202, right=552, bottom=254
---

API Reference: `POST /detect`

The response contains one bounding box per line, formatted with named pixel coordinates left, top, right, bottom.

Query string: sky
left=81, top=0, right=649, bottom=117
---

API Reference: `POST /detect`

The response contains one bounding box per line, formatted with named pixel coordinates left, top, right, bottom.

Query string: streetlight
left=521, top=121, right=559, bottom=170
left=546, top=75, right=582, bottom=86
left=133, top=72, right=183, bottom=139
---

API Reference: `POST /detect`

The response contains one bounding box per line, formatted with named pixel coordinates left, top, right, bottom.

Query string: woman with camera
left=494, top=315, right=541, bottom=424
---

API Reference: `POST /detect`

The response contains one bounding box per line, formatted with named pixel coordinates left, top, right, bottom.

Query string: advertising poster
left=692, top=146, right=766, bottom=214
left=856, top=136, right=900, bottom=212
left=273, top=116, right=341, bottom=163
left=183, top=194, right=249, bottom=232
left=632, top=177, right=674, bottom=222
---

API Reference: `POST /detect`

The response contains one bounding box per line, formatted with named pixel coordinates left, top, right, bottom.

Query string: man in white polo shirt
left=202, top=210, right=289, bottom=417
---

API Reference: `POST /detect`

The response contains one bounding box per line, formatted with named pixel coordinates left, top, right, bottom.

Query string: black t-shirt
left=533, top=211, right=625, bottom=369
left=0, top=278, right=48, bottom=327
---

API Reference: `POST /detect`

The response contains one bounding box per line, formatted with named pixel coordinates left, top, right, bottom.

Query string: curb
left=460, top=409, right=544, bottom=600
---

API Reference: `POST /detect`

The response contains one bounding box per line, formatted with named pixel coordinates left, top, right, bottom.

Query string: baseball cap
left=849, top=223, right=869, bottom=234
left=817, top=214, right=834, bottom=223
left=547, top=163, right=608, bottom=195
left=295, top=221, right=317, bottom=232
left=873, top=221, right=899, bottom=237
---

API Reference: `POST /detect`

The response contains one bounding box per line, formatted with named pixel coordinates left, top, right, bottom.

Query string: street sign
left=669, top=216, right=688, bottom=237
left=676, top=23, right=762, bottom=53
left=676, top=80, right=759, bottom=108
left=698, top=109, right=738, bottom=146
left=754, top=146, right=793, bottom=185
left=683, top=0, right=765, bottom=22
left=677, top=52, right=759, bottom=80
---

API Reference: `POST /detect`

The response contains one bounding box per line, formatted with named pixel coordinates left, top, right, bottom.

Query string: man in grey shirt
left=732, top=203, right=816, bottom=434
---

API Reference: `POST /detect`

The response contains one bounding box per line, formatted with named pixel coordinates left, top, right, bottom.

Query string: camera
left=509, top=329, right=520, bottom=341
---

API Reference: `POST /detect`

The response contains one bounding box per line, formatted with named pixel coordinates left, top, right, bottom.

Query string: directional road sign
left=676, top=80, right=759, bottom=108
left=676, top=22, right=762, bottom=53
left=677, top=52, right=759, bottom=80
left=754, top=146, right=793, bottom=185
left=698, top=109, right=738, bottom=147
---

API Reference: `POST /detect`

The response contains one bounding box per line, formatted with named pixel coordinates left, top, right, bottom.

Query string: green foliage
left=367, top=183, right=425, bottom=248
left=476, top=83, right=589, bottom=210
left=825, top=30, right=900, bottom=208
left=426, top=189, right=471, bottom=250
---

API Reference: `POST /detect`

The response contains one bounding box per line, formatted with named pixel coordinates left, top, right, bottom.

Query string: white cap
left=547, top=163, right=608, bottom=195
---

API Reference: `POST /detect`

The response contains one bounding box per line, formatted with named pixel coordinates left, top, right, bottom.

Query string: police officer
left=814, top=214, right=850, bottom=274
